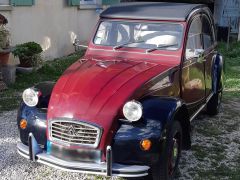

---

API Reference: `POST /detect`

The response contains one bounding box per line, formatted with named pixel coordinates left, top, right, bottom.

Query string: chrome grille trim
left=49, top=120, right=102, bottom=148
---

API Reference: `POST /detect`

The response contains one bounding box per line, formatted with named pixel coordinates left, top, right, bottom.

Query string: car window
left=185, top=17, right=203, bottom=60
left=202, top=16, right=214, bottom=50
left=94, top=21, right=183, bottom=51
left=94, top=21, right=112, bottom=45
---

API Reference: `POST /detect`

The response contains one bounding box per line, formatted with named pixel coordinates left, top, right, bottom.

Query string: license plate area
left=51, top=143, right=102, bottom=163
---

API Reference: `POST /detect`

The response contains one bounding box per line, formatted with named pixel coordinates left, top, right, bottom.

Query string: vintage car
left=17, top=2, right=223, bottom=180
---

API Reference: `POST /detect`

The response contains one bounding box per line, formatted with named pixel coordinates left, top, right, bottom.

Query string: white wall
left=0, top=0, right=9, bottom=5
left=1, top=0, right=100, bottom=60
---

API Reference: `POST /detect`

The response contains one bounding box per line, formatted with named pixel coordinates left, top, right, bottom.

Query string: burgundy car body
left=17, top=2, right=223, bottom=178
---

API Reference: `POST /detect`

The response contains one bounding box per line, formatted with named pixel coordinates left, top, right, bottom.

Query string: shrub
left=13, top=42, right=43, bottom=67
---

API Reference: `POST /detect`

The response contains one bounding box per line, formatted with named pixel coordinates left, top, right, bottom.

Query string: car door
left=201, top=14, right=216, bottom=98
left=182, top=15, right=206, bottom=116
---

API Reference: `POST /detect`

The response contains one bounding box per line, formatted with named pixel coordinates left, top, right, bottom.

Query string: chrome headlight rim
left=22, top=88, right=39, bottom=107
left=122, top=100, right=143, bottom=122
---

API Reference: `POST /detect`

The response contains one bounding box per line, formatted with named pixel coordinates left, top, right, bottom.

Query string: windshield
left=93, top=21, right=183, bottom=51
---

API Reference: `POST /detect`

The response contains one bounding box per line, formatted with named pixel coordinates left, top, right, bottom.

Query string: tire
left=207, top=77, right=223, bottom=116
left=206, top=91, right=222, bottom=116
left=206, top=73, right=223, bottom=116
left=149, top=121, right=182, bottom=180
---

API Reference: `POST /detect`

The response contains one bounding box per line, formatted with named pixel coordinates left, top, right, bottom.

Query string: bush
left=13, top=42, right=43, bottom=58
left=13, top=42, right=43, bottom=67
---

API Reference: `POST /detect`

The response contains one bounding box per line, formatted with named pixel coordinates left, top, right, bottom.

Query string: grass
left=0, top=51, right=84, bottom=112
left=218, top=42, right=240, bottom=98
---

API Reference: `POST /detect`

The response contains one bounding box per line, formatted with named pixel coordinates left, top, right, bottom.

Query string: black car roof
left=100, top=2, right=206, bottom=21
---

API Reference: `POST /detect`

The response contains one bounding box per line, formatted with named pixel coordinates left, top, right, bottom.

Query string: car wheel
left=206, top=90, right=222, bottom=116
left=206, top=79, right=223, bottom=116
left=149, top=120, right=182, bottom=180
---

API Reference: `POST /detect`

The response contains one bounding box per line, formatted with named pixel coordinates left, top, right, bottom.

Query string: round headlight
left=22, top=88, right=39, bottom=107
left=123, top=100, right=143, bottom=122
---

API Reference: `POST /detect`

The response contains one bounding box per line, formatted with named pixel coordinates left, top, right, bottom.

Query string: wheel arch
left=173, top=104, right=191, bottom=150
left=141, top=96, right=191, bottom=150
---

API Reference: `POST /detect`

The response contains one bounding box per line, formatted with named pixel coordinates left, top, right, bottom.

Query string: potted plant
left=13, top=42, right=43, bottom=68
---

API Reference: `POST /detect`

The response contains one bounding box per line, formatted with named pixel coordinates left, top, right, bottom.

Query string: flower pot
left=19, top=56, right=33, bottom=67
left=0, top=52, right=10, bottom=65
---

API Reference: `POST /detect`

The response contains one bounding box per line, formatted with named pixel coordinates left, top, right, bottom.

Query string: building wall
left=0, top=0, right=9, bottom=5
left=214, top=0, right=240, bottom=33
left=0, top=0, right=100, bottom=60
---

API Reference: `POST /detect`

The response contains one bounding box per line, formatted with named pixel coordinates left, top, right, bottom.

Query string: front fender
left=35, top=81, right=55, bottom=108
left=112, top=96, right=185, bottom=165
left=17, top=81, right=54, bottom=147
left=142, top=96, right=184, bottom=129
left=17, top=103, right=47, bottom=147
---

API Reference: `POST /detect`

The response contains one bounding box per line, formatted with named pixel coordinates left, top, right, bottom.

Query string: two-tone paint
left=17, top=3, right=223, bottom=177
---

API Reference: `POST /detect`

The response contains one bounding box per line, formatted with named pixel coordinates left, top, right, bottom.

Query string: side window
left=94, top=22, right=131, bottom=46
left=202, top=16, right=214, bottom=49
left=94, top=21, right=112, bottom=45
left=185, top=17, right=203, bottom=60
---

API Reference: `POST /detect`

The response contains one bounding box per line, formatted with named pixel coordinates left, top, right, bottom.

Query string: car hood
left=47, top=57, right=174, bottom=150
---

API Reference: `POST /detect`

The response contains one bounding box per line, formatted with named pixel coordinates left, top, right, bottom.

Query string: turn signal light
left=140, top=139, right=152, bottom=151
left=20, top=119, right=27, bottom=129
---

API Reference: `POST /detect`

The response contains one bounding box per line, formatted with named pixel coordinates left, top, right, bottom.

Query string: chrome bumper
left=17, top=133, right=149, bottom=177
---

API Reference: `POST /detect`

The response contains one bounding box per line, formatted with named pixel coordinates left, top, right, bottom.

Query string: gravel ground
left=0, top=99, right=240, bottom=180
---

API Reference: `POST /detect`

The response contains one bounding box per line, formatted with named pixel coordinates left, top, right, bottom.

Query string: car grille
left=50, top=120, right=101, bottom=148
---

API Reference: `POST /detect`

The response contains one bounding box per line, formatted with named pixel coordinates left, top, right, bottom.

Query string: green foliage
left=0, top=25, right=10, bottom=49
left=13, top=41, right=43, bottom=58
left=12, top=51, right=83, bottom=89
left=218, top=42, right=240, bottom=98
left=0, top=51, right=84, bottom=112
left=12, top=41, right=43, bottom=67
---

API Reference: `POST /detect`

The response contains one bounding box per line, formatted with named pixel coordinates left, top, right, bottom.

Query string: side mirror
left=73, top=39, right=88, bottom=52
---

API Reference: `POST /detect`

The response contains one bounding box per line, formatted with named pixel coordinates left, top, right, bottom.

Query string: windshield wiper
left=146, top=43, right=178, bottom=53
left=113, top=40, right=145, bottom=50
